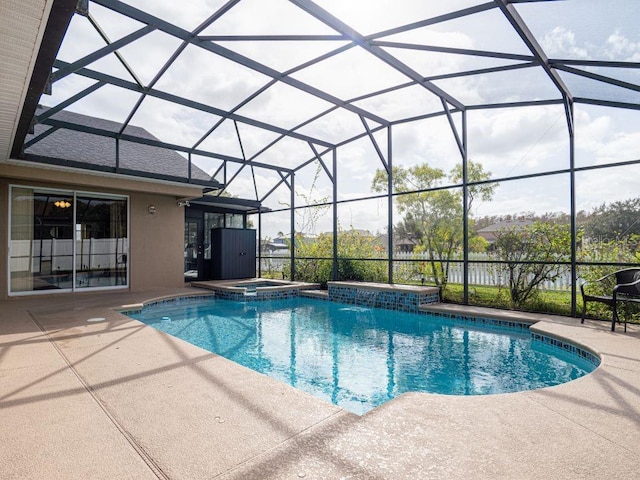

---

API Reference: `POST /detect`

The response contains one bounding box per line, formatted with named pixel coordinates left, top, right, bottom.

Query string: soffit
left=0, top=0, right=53, bottom=162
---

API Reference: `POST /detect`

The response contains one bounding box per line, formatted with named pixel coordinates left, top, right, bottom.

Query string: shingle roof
left=23, top=106, right=213, bottom=183
left=477, top=219, right=535, bottom=234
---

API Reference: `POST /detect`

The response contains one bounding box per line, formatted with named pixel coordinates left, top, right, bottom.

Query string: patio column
left=332, top=148, right=338, bottom=281
left=567, top=99, right=577, bottom=317
left=290, top=172, right=295, bottom=281
left=257, top=206, right=262, bottom=278
left=462, top=110, right=469, bottom=304
left=387, top=126, right=393, bottom=284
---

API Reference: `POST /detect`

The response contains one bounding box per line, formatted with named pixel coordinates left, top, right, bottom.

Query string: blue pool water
left=128, top=297, right=597, bottom=415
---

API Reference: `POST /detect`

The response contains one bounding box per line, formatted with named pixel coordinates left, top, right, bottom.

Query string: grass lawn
left=443, top=283, right=639, bottom=325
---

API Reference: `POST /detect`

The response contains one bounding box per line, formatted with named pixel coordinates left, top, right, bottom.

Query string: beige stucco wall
left=128, top=191, right=185, bottom=292
left=0, top=162, right=203, bottom=299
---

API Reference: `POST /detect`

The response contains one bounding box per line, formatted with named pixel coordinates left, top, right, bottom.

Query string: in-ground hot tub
left=231, top=280, right=290, bottom=289
left=190, top=278, right=319, bottom=301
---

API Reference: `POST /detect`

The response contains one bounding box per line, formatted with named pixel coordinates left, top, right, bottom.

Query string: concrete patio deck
left=1, top=287, right=639, bottom=479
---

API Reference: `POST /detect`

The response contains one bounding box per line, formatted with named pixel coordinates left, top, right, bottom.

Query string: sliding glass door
left=75, top=195, right=128, bottom=289
left=10, top=187, right=75, bottom=292
left=9, top=186, right=128, bottom=295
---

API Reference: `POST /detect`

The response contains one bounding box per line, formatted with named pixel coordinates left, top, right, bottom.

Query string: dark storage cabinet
left=211, top=228, right=256, bottom=280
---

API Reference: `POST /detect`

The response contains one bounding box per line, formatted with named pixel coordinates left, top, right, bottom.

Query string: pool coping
left=327, top=281, right=440, bottom=294
left=120, top=291, right=601, bottom=370
left=2, top=287, right=640, bottom=479
left=190, top=278, right=320, bottom=301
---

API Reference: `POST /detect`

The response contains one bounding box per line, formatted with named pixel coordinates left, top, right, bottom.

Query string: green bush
left=579, top=238, right=640, bottom=322
left=285, top=229, right=387, bottom=287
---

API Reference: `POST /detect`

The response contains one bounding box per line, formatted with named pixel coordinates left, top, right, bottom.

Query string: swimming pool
left=127, top=297, right=598, bottom=415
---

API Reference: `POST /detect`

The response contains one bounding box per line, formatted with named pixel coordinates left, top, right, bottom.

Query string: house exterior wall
left=0, top=162, right=202, bottom=299
left=128, top=191, right=185, bottom=291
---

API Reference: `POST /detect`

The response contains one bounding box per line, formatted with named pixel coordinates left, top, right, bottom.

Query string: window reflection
left=204, top=213, right=224, bottom=260
left=75, top=196, right=128, bottom=289
left=9, top=187, right=128, bottom=294
left=10, top=189, right=74, bottom=291
left=226, top=213, right=244, bottom=228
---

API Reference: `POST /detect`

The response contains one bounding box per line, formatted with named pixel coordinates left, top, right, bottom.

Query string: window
left=9, top=186, right=128, bottom=295
left=203, top=212, right=224, bottom=260
left=225, top=213, right=244, bottom=228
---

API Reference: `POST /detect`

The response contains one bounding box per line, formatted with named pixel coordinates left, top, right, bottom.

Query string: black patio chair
left=581, top=267, right=640, bottom=332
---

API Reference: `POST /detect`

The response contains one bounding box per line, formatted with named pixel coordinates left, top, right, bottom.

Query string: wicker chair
left=581, top=268, right=640, bottom=332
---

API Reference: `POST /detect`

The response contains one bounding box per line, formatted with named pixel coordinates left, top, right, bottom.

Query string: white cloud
left=122, top=0, right=229, bottom=32
left=575, top=105, right=640, bottom=166
left=314, top=0, right=480, bottom=37
left=41, top=1, right=640, bottom=239
left=605, top=31, right=640, bottom=61
left=468, top=105, right=568, bottom=177
left=576, top=165, right=638, bottom=212
left=541, top=26, right=640, bottom=62
left=540, top=26, right=588, bottom=58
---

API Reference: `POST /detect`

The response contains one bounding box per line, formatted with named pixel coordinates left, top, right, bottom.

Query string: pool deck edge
left=1, top=288, right=639, bottom=480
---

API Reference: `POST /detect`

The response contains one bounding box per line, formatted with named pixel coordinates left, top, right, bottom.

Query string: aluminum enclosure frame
left=10, top=0, right=640, bottom=317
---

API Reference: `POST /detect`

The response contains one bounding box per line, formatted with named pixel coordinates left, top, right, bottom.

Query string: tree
left=578, top=198, right=640, bottom=317
left=579, top=235, right=640, bottom=319
left=281, top=163, right=330, bottom=236
left=468, top=233, right=489, bottom=253
left=371, top=161, right=495, bottom=288
left=287, top=228, right=387, bottom=287
left=583, top=197, right=640, bottom=243
left=492, top=222, right=572, bottom=307
left=449, top=162, right=496, bottom=213
left=393, top=212, right=423, bottom=246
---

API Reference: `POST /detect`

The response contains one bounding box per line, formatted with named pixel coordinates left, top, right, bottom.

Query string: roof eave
left=10, top=0, right=77, bottom=160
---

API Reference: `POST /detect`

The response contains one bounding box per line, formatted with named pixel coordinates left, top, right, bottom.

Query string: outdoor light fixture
left=177, top=200, right=190, bottom=207
left=54, top=200, right=71, bottom=208
left=148, top=205, right=157, bottom=214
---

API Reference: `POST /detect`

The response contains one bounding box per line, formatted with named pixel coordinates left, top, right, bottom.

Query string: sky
left=41, top=0, right=640, bottom=238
